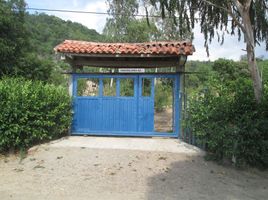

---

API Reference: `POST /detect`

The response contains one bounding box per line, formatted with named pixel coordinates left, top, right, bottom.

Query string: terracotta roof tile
left=54, top=40, right=195, bottom=56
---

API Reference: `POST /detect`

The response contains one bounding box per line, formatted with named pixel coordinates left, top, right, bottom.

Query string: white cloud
left=52, top=1, right=108, bottom=33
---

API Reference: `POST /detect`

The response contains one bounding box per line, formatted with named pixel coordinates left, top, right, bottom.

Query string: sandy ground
left=0, top=138, right=267, bottom=200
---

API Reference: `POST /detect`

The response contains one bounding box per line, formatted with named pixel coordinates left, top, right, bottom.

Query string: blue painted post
left=176, top=73, right=181, bottom=138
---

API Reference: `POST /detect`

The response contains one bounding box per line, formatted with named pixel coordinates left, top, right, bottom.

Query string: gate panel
left=72, top=74, right=180, bottom=137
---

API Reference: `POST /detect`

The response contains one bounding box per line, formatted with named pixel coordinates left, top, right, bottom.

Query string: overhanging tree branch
left=200, top=0, right=230, bottom=13
left=201, top=0, right=246, bottom=32
left=227, top=2, right=245, bottom=32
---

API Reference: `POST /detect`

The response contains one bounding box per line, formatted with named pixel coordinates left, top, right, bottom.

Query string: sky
left=25, top=0, right=267, bottom=61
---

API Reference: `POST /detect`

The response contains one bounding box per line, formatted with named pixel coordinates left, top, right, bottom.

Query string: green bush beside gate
left=187, top=59, right=268, bottom=168
left=0, top=77, right=72, bottom=152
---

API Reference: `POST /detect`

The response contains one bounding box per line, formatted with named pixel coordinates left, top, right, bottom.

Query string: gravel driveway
left=0, top=137, right=267, bottom=200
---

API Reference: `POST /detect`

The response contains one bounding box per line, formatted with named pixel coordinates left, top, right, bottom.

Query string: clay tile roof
left=54, top=40, right=195, bottom=56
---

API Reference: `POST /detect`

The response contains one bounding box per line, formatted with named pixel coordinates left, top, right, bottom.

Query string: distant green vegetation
left=25, top=13, right=103, bottom=57
left=258, top=60, right=268, bottom=83
left=23, top=13, right=104, bottom=86
left=185, top=60, right=214, bottom=95
left=184, top=59, right=268, bottom=96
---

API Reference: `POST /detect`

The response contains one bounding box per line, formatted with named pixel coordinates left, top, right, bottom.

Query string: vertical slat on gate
left=135, top=75, right=139, bottom=132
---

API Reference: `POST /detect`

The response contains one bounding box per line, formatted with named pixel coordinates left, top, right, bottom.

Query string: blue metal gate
left=72, top=74, right=180, bottom=137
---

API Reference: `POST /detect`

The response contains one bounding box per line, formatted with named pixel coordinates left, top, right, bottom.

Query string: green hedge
left=187, top=59, right=268, bottom=168
left=0, top=77, right=72, bottom=152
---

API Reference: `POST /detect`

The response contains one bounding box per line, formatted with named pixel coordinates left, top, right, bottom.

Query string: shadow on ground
left=146, top=156, right=268, bottom=200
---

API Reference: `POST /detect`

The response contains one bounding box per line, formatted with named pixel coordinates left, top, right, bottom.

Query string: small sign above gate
left=119, top=68, right=145, bottom=73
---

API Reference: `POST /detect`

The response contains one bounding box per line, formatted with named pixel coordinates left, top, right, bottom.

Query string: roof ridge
left=55, top=40, right=195, bottom=56
left=63, top=40, right=192, bottom=44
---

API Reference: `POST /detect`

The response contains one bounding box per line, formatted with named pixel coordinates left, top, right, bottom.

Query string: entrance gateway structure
left=54, top=40, right=195, bottom=138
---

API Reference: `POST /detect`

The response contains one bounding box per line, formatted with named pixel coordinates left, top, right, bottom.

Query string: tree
left=0, top=0, right=54, bottom=81
left=103, top=0, right=139, bottom=42
left=103, top=0, right=192, bottom=42
left=104, top=17, right=159, bottom=42
left=124, top=18, right=159, bottom=42
left=146, top=5, right=193, bottom=41
left=147, top=0, right=268, bottom=103
left=14, top=53, right=54, bottom=81
left=0, top=0, right=28, bottom=75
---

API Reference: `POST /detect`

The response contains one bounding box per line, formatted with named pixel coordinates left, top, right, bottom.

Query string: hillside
left=25, top=13, right=103, bottom=57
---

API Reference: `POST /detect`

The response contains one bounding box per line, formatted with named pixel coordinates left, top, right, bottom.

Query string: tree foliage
left=103, top=0, right=192, bottom=42
left=103, top=0, right=160, bottom=42
left=148, top=0, right=268, bottom=49
left=25, top=13, right=102, bottom=57
left=257, top=59, right=268, bottom=83
left=15, top=53, right=54, bottom=81
left=152, top=11, right=193, bottom=41
left=0, top=0, right=28, bottom=75
left=103, top=0, right=138, bottom=42
left=104, top=17, right=159, bottom=42
left=147, top=0, right=268, bottom=102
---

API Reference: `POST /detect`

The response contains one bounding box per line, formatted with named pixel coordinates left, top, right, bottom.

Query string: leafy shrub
left=155, top=80, right=173, bottom=112
left=0, top=77, right=72, bottom=152
left=189, top=79, right=268, bottom=168
left=120, top=78, right=134, bottom=96
left=14, top=53, right=54, bottom=81
left=187, top=59, right=268, bottom=168
left=155, top=84, right=168, bottom=111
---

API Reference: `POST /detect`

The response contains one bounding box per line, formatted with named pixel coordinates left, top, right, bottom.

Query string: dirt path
left=154, top=108, right=173, bottom=132
left=0, top=141, right=267, bottom=200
